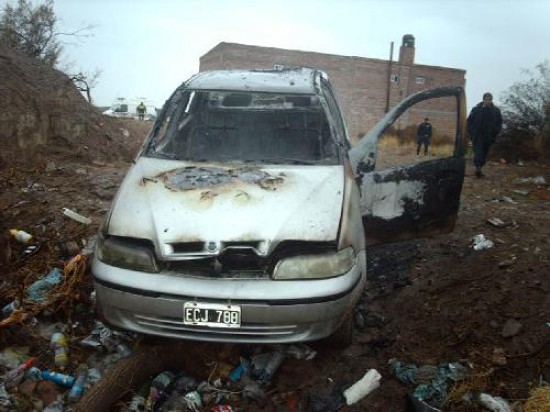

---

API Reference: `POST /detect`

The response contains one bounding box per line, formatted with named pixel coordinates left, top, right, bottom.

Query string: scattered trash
left=512, top=189, right=529, bottom=196
left=1, top=299, right=21, bottom=319
left=80, top=321, right=134, bottom=356
left=285, top=343, right=317, bottom=360
left=41, top=370, right=76, bottom=387
left=390, top=359, right=469, bottom=408
left=408, top=394, right=441, bottom=412
left=3, top=358, right=36, bottom=389
left=43, top=400, right=64, bottom=412
left=472, top=234, right=494, bottom=251
left=516, top=176, right=547, bottom=185
left=51, top=332, right=69, bottom=370
left=259, top=349, right=285, bottom=382
left=145, top=370, right=177, bottom=410
left=479, top=393, right=512, bottom=412
left=251, top=349, right=286, bottom=382
left=491, top=196, right=517, bottom=204
left=62, top=207, right=92, bottom=225
left=183, top=390, right=203, bottom=411
left=9, top=228, right=33, bottom=244
left=343, top=368, right=381, bottom=405
left=486, top=217, right=507, bottom=227
left=27, top=267, right=63, bottom=302
left=68, top=363, right=88, bottom=402
left=125, top=394, right=146, bottom=412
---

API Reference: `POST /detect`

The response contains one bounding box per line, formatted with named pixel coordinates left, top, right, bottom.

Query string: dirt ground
left=1, top=122, right=549, bottom=411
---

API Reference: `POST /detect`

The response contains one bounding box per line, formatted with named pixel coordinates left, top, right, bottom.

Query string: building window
left=415, top=76, right=425, bottom=85
left=390, top=74, right=399, bottom=83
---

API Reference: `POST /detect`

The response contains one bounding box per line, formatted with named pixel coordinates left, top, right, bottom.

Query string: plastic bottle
left=9, top=229, right=33, bottom=244
left=1, top=299, right=21, bottom=319
left=4, top=358, right=36, bottom=389
left=41, top=370, right=76, bottom=387
left=68, top=363, right=88, bottom=402
left=343, top=368, right=381, bottom=405
left=50, top=332, right=69, bottom=369
left=260, top=350, right=285, bottom=381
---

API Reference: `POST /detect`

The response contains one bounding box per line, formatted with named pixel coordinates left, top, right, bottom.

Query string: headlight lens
left=96, top=234, right=159, bottom=273
left=272, top=247, right=355, bottom=280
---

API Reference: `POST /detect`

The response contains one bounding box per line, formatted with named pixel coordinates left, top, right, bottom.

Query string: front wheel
left=325, top=313, right=353, bottom=348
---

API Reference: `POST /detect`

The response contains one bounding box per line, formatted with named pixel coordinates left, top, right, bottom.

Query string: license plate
left=183, top=302, right=241, bottom=328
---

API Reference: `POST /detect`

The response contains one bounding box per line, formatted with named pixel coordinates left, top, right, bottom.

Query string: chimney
left=398, top=34, right=415, bottom=66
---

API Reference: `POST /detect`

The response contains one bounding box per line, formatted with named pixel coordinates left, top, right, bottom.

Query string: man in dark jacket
left=467, top=92, right=502, bottom=178
left=416, top=118, right=433, bottom=156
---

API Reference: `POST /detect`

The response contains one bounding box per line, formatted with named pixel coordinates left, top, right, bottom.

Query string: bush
left=495, top=61, right=550, bottom=160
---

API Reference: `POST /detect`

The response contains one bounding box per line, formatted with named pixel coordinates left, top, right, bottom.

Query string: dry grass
left=376, top=133, right=455, bottom=169
left=446, top=367, right=494, bottom=405
left=524, top=386, right=550, bottom=412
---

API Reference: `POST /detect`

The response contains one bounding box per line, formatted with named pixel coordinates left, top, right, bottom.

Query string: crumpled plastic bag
left=472, top=234, right=494, bottom=251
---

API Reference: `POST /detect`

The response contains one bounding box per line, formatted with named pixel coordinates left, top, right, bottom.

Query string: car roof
left=185, top=67, right=321, bottom=94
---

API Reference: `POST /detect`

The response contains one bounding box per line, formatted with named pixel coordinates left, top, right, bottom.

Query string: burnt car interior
left=149, top=91, right=340, bottom=164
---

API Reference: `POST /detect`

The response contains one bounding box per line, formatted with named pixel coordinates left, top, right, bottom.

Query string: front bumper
left=92, top=251, right=366, bottom=344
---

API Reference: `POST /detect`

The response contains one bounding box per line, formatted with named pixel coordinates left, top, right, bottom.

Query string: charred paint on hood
left=154, top=166, right=285, bottom=192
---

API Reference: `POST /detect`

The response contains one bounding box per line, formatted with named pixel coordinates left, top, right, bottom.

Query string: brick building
left=200, top=34, right=466, bottom=142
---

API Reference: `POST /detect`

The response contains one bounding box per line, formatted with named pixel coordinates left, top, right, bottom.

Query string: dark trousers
left=472, top=135, right=493, bottom=168
left=417, top=136, right=430, bottom=155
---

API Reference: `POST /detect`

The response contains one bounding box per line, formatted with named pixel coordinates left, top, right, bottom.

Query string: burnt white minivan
left=92, top=67, right=466, bottom=346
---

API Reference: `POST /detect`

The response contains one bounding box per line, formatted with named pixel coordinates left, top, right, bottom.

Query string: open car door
left=349, top=87, right=467, bottom=246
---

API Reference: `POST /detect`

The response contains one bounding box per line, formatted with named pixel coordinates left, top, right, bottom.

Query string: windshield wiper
left=148, top=150, right=180, bottom=160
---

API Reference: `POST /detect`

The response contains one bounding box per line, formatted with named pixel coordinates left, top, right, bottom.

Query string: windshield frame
left=144, top=87, right=344, bottom=166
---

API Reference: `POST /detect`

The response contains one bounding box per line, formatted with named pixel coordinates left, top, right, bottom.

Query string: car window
left=374, top=95, right=459, bottom=170
left=146, top=90, right=340, bottom=165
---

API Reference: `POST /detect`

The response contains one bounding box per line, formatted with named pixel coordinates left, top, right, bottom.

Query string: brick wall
left=199, top=39, right=465, bottom=143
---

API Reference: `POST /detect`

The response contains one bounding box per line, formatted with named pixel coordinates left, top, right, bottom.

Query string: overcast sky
left=52, top=0, right=550, bottom=112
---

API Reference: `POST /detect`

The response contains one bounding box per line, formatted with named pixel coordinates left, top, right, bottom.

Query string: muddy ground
left=0, top=121, right=549, bottom=411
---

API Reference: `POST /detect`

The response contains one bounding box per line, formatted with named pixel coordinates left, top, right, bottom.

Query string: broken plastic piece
left=472, top=234, right=494, bottom=251
left=478, top=393, right=512, bottom=412
left=63, top=208, right=92, bottom=225
left=343, top=368, right=381, bottom=405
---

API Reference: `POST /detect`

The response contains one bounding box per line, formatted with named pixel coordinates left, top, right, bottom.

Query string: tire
left=325, top=313, right=353, bottom=348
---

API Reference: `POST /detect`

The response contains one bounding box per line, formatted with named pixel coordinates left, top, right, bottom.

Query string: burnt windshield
left=146, top=90, right=340, bottom=165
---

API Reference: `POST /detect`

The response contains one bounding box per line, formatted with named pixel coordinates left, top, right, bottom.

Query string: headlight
left=96, top=234, right=159, bottom=273
left=272, top=247, right=355, bottom=280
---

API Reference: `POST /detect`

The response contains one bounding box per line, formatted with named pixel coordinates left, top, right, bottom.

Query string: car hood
left=106, top=158, right=344, bottom=257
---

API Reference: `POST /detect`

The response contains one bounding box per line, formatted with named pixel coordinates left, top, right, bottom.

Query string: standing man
left=416, top=118, right=432, bottom=156
left=137, top=102, right=146, bottom=121
left=467, top=92, right=502, bottom=178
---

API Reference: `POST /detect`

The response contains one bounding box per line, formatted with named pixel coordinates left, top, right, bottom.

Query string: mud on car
left=92, top=67, right=467, bottom=346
